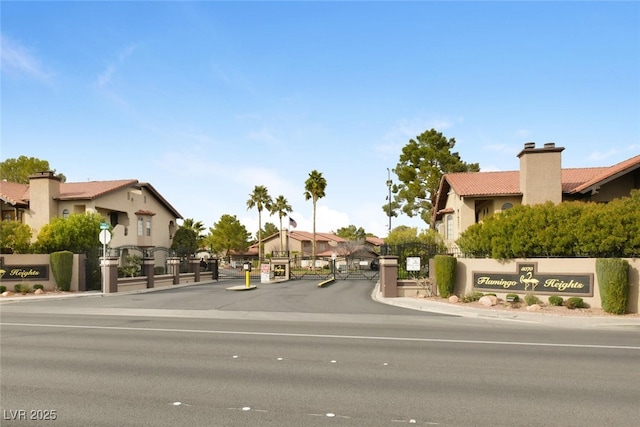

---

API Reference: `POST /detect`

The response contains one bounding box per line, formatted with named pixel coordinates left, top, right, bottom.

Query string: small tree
left=596, top=258, right=630, bottom=314
left=171, top=227, right=198, bottom=258
left=434, top=255, right=456, bottom=298
left=0, top=220, right=32, bottom=253
left=207, top=214, right=251, bottom=261
left=50, top=250, right=74, bottom=291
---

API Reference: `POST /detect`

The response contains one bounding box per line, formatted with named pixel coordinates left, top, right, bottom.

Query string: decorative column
left=167, top=257, right=181, bottom=285
left=379, top=256, right=398, bottom=298
left=143, top=257, right=155, bottom=289
left=190, top=258, right=201, bottom=282
left=101, top=257, right=120, bottom=293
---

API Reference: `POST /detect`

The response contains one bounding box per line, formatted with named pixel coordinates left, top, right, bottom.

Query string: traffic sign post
left=99, top=229, right=111, bottom=294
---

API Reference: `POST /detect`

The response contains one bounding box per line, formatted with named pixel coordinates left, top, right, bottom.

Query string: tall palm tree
left=303, top=170, right=327, bottom=269
left=246, top=185, right=272, bottom=261
left=270, top=195, right=292, bottom=251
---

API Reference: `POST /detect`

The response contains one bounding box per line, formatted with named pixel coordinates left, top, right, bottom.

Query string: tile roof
left=433, top=153, right=640, bottom=220
left=0, top=178, right=183, bottom=219
left=0, top=181, right=30, bottom=206
left=440, top=154, right=640, bottom=198
left=58, top=180, right=138, bottom=200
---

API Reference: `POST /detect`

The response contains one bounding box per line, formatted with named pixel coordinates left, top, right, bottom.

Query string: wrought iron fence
left=380, top=243, right=448, bottom=280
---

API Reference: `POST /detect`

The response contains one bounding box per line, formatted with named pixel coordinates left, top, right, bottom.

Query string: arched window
left=62, top=209, right=70, bottom=219
left=502, top=203, right=513, bottom=211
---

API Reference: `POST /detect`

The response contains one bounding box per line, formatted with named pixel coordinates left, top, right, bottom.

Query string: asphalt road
left=1, top=280, right=639, bottom=426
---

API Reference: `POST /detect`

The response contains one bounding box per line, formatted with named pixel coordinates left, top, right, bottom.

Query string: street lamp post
left=386, top=168, right=392, bottom=232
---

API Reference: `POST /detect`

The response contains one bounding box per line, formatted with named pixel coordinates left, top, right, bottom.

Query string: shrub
left=154, top=266, right=165, bottom=275
left=548, top=296, right=564, bottom=306
left=0, top=285, right=6, bottom=293
left=50, top=250, right=74, bottom=291
left=524, top=293, right=542, bottom=306
left=565, top=297, right=585, bottom=310
left=434, top=255, right=457, bottom=298
left=596, top=258, right=630, bottom=315
left=33, top=284, right=45, bottom=291
left=461, top=291, right=484, bottom=303
left=506, top=293, right=519, bottom=302
left=14, top=284, right=31, bottom=294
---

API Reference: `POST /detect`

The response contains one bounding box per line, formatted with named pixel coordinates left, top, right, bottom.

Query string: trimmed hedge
left=596, top=258, right=629, bottom=314
left=51, top=250, right=74, bottom=291
left=434, top=255, right=456, bottom=298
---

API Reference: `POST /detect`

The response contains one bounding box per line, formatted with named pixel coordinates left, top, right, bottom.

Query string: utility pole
left=386, top=168, right=392, bottom=232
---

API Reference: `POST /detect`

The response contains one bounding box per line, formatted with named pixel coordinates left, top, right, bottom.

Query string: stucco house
left=0, top=172, right=183, bottom=262
left=432, top=143, right=640, bottom=250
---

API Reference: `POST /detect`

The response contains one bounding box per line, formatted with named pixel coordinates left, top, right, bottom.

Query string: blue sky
left=2, top=1, right=639, bottom=238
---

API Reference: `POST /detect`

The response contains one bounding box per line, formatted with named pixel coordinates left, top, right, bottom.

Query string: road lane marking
left=1, top=322, right=639, bottom=351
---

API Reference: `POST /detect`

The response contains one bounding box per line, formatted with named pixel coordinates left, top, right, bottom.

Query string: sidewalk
left=371, top=282, right=640, bottom=330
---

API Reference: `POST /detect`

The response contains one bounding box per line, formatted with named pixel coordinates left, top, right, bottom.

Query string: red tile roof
left=0, top=181, right=30, bottom=206
left=433, top=154, right=640, bottom=220
left=0, top=178, right=182, bottom=219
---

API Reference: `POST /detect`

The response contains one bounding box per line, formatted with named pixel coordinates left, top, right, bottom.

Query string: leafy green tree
left=171, top=227, right=198, bottom=258
left=335, top=225, right=367, bottom=241
left=180, top=218, right=206, bottom=248
left=0, top=220, right=33, bottom=253
left=33, top=212, right=102, bottom=254
left=246, top=185, right=272, bottom=261
left=259, top=222, right=279, bottom=240
left=208, top=214, right=251, bottom=260
left=389, top=129, right=479, bottom=227
left=0, top=155, right=66, bottom=183
left=270, top=195, right=292, bottom=250
left=304, top=170, right=327, bottom=268
left=384, top=225, right=420, bottom=245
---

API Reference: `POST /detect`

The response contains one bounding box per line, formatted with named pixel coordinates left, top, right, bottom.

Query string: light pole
left=386, top=168, right=392, bottom=232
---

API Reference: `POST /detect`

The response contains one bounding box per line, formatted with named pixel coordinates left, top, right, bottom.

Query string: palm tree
left=181, top=218, right=206, bottom=249
left=246, top=185, right=272, bottom=261
left=270, top=195, right=292, bottom=251
left=303, top=170, right=327, bottom=269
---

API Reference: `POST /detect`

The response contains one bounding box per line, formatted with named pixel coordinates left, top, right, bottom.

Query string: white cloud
left=588, top=149, right=619, bottom=162
left=0, top=34, right=51, bottom=82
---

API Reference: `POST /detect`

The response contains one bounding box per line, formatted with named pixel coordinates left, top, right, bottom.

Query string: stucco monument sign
left=472, top=262, right=593, bottom=296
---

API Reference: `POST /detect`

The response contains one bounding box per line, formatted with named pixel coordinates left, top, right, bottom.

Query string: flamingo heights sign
left=473, top=263, right=593, bottom=296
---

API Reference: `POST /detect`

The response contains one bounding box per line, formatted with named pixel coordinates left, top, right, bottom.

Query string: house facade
left=0, top=171, right=182, bottom=258
left=433, top=143, right=640, bottom=249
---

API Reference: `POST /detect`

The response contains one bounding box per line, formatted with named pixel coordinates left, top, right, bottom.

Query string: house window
left=146, top=218, right=151, bottom=236
left=502, top=203, right=513, bottom=211
left=62, top=209, right=69, bottom=219
left=138, top=217, right=143, bottom=236
left=446, top=214, right=454, bottom=240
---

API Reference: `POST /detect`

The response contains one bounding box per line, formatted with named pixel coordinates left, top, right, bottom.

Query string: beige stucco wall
left=1, top=254, right=84, bottom=291
left=454, top=258, right=639, bottom=313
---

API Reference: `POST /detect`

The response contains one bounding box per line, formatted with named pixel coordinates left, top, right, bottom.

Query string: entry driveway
left=1, top=279, right=441, bottom=317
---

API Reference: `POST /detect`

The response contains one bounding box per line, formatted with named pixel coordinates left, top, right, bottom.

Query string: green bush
left=0, top=285, right=6, bottom=293
left=548, top=296, right=563, bottom=306
left=457, top=190, right=640, bottom=258
left=154, top=266, right=165, bottom=275
left=565, top=297, right=585, bottom=310
left=506, top=293, right=519, bottom=302
left=33, top=284, right=44, bottom=291
left=596, top=258, right=630, bottom=315
left=461, top=291, right=484, bottom=303
left=14, top=284, right=31, bottom=294
left=524, top=293, right=542, bottom=306
left=50, top=250, right=74, bottom=291
left=434, top=255, right=457, bottom=298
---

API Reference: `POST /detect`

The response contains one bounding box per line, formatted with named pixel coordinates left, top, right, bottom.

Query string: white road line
left=1, top=322, right=639, bottom=350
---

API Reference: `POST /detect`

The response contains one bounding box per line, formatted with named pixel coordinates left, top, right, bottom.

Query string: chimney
left=28, top=171, right=62, bottom=234
left=517, top=142, right=564, bottom=205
